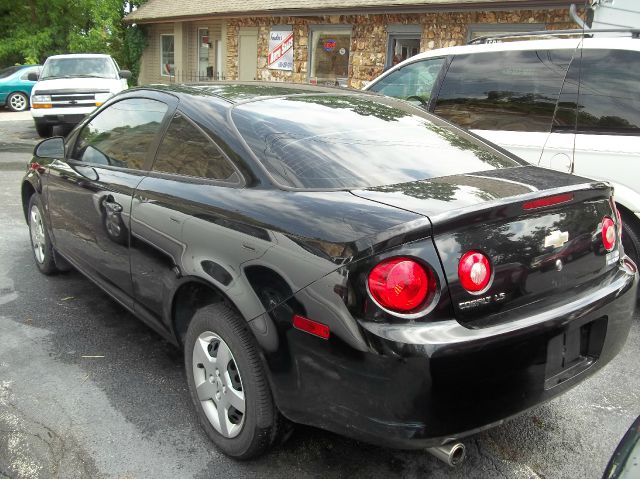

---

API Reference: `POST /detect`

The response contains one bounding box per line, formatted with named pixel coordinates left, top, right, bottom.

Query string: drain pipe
left=570, top=3, right=590, bottom=30
left=427, top=442, right=466, bottom=467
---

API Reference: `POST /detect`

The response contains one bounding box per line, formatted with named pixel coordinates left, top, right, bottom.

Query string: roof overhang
left=124, top=0, right=576, bottom=24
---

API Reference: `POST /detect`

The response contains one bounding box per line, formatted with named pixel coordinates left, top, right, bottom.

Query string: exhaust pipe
left=427, top=441, right=466, bottom=467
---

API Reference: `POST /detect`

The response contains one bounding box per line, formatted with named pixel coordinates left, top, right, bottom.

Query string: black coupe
left=21, top=83, right=637, bottom=461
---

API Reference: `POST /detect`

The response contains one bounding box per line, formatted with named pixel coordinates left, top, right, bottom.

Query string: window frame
left=68, top=94, right=177, bottom=173
left=307, top=24, right=353, bottom=85
left=150, top=110, right=245, bottom=187
left=466, top=23, right=545, bottom=43
left=160, top=33, right=175, bottom=77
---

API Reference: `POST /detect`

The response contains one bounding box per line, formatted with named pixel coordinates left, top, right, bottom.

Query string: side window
left=21, top=67, right=40, bottom=81
left=153, top=114, right=239, bottom=182
left=566, top=49, right=640, bottom=134
left=434, top=49, right=574, bottom=131
left=368, top=58, right=445, bottom=105
left=72, top=98, right=168, bottom=169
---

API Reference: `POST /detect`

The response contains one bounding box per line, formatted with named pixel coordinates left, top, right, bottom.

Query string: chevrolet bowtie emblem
left=544, top=230, right=569, bottom=249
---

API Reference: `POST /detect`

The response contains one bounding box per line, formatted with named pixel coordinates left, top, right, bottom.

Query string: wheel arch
left=21, top=178, right=40, bottom=222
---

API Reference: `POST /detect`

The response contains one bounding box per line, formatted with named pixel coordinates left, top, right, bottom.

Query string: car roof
left=141, top=81, right=367, bottom=105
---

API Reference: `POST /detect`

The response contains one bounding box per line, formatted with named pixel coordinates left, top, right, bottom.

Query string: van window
left=368, top=58, right=445, bottom=106
left=153, top=114, right=239, bottom=182
left=558, top=49, right=640, bottom=134
left=434, top=49, right=575, bottom=132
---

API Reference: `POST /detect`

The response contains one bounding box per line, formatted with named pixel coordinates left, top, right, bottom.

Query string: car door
left=46, top=95, right=174, bottom=307
left=431, top=46, right=579, bottom=165
left=130, top=111, right=270, bottom=325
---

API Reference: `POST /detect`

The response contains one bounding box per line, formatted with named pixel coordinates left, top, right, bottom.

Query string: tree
left=0, top=0, right=146, bottom=84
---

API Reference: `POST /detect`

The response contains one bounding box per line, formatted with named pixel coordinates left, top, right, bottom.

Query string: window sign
left=268, top=28, right=294, bottom=71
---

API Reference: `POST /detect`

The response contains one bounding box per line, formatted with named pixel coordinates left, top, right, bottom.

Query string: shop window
left=161, top=34, right=175, bottom=77
left=309, top=26, right=351, bottom=87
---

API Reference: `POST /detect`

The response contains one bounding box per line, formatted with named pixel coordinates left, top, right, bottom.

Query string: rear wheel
left=7, top=92, right=28, bottom=112
left=620, top=210, right=640, bottom=270
left=184, top=302, right=283, bottom=459
left=34, top=121, right=53, bottom=138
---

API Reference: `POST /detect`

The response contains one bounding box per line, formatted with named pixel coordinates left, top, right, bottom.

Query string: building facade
left=126, top=0, right=583, bottom=88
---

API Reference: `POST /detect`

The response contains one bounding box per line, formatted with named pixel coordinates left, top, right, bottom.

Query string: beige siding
left=139, top=23, right=175, bottom=85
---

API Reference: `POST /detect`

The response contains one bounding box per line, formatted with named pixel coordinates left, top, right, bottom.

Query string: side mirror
left=34, top=137, right=65, bottom=160
left=118, top=70, right=132, bottom=79
left=27, top=72, right=39, bottom=81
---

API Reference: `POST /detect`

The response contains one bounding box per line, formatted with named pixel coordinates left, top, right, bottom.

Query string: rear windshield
left=232, top=95, right=521, bottom=189
left=0, top=66, right=23, bottom=78
left=41, top=57, right=117, bottom=80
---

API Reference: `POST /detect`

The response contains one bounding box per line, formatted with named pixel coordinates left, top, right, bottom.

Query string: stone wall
left=222, top=8, right=583, bottom=88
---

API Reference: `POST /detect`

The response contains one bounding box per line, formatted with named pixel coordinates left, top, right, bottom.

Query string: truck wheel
left=7, top=92, right=28, bottom=112
left=35, top=122, right=53, bottom=138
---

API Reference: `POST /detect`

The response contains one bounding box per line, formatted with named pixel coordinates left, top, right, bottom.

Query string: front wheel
left=184, top=303, right=284, bottom=459
left=34, top=121, right=53, bottom=138
left=28, top=194, right=59, bottom=275
left=7, top=92, right=28, bottom=112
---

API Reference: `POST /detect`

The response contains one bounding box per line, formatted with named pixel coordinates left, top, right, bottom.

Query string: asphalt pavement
left=0, top=108, right=638, bottom=479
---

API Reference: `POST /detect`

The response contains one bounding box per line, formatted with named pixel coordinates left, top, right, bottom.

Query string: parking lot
left=0, top=108, right=638, bottom=479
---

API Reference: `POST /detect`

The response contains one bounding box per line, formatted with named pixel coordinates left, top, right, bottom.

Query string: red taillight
left=458, top=251, right=492, bottom=293
left=523, top=193, right=574, bottom=210
left=602, top=216, right=616, bottom=252
left=367, top=257, right=432, bottom=313
left=292, top=315, right=330, bottom=339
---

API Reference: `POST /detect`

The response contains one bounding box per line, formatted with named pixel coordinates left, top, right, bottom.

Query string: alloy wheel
left=29, top=205, right=46, bottom=264
left=192, top=331, right=245, bottom=438
left=9, top=93, right=27, bottom=112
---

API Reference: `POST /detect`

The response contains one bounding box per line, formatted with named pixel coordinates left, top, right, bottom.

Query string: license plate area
left=544, top=317, right=607, bottom=390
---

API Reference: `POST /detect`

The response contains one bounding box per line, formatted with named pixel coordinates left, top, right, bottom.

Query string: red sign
left=268, top=32, right=294, bottom=67
left=323, top=40, right=336, bottom=52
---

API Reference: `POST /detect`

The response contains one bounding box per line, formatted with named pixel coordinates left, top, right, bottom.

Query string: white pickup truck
left=29, top=54, right=130, bottom=137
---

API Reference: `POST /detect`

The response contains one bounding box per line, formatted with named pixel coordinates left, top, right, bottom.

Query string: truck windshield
left=41, top=58, right=118, bottom=80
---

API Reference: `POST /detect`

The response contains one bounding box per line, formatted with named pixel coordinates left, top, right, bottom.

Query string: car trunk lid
left=352, top=166, right=620, bottom=327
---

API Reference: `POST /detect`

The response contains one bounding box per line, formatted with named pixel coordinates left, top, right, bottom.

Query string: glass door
left=198, top=28, right=210, bottom=80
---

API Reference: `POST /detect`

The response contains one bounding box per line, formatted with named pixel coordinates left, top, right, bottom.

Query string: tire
left=184, top=302, right=283, bottom=459
left=27, top=194, right=59, bottom=275
left=7, top=92, right=28, bottom=112
left=620, top=210, right=640, bottom=269
left=34, top=121, right=53, bottom=138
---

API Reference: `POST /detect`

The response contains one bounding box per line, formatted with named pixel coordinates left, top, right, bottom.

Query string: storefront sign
left=268, top=29, right=294, bottom=70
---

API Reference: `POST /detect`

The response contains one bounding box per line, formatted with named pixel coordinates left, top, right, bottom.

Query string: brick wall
left=224, top=8, right=581, bottom=88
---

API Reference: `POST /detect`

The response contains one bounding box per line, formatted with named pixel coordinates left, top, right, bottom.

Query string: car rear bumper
left=268, top=259, right=637, bottom=449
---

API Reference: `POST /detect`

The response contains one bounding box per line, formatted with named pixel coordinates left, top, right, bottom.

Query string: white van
left=29, top=54, right=130, bottom=138
left=364, top=34, right=640, bottom=268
